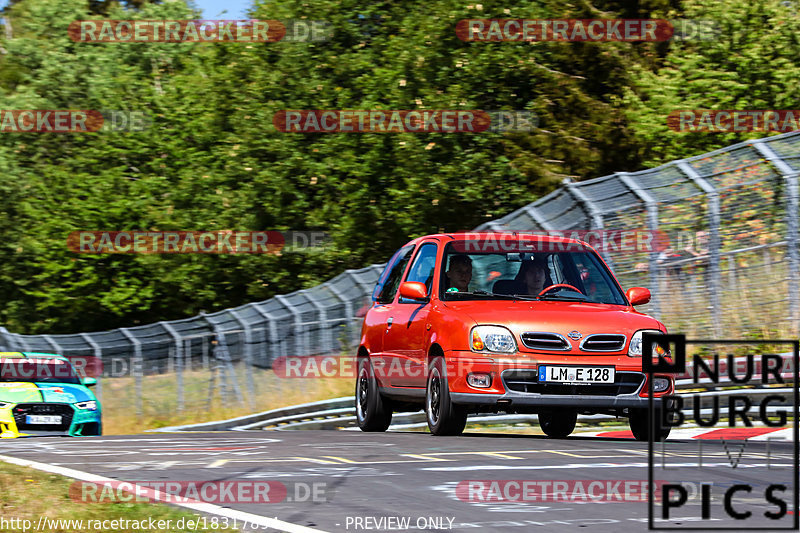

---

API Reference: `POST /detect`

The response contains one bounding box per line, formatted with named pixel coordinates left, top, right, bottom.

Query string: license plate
left=538, top=366, right=615, bottom=384
left=26, top=415, right=61, bottom=425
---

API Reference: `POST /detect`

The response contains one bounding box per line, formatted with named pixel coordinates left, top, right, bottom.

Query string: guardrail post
left=274, top=294, right=303, bottom=357
left=161, top=322, right=184, bottom=412
left=80, top=333, right=103, bottom=401
left=119, top=328, right=143, bottom=417
left=617, top=172, right=661, bottom=318
left=677, top=161, right=722, bottom=333
left=752, top=141, right=800, bottom=335
left=229, top=309, right=256, bottom=407
left=327, top=283, right=354, bottom=354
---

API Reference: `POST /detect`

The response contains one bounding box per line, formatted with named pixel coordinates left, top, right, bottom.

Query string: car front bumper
left=0, top=404, right=102, bottom=438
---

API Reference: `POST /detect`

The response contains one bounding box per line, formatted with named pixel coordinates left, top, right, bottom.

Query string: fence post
left=565, top=180, right=615, bottom=272
left=80, top=333, right=103, bottom=402
left=229, top=309, right=256, bottom=407
left=301, top=289, right=330, bottom=354
left=275, top=295, right=303, bottom=357
left=247, top=303, right=280, bottom=368
left=617, top=172, right=661, bottom=319
left=752, top=141, right=800, bottom=334
left=161, top=322, right=184, bottom=412
left=327, top=283, right=354, bottom=353
left=678, top=161, right=722, bottom=334
left=119, top=328, right=143, bottom=417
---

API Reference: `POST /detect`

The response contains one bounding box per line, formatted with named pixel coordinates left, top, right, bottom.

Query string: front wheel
left=538, top=408, right=577, bottom=438
left=629, top=408, right=671, bottom=441
left=426, top=357, right=467, bottom=436
left=355, top=357, right=392, bottom=432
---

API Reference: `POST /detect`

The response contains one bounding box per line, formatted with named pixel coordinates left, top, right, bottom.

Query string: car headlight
left=471, top=325, right=517, bottom=353
left=75, top=401, right=97, bottom=411
left=628, top=329, right=668, bottom=357
left=0, top=402, right=10, bottom=409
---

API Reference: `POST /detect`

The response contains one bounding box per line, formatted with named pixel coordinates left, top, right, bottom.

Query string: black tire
left=629, top=408, right=671, bottom=441
left=426, top=357, right=467, bottom=436
left=538, top=409, right=577, bottom=438
left=355, top=357, right=392, bottom=432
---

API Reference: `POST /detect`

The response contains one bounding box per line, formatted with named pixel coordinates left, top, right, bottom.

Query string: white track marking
left=0, top=454, right=328, bottom=533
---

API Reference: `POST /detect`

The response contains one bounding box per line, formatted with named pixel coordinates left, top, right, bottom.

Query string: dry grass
left=100, top=366, right=353, bottom=435
left=0, top=462, right=237, bottom=532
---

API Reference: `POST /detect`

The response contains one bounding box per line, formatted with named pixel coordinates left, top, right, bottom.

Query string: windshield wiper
left=538, top=292, right=589, bottom=302
left=470, top=290, right=539, bottom=301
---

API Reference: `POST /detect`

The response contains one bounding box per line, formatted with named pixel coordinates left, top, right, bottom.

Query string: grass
left=0, top=462, right=238, bottom=533
left=100, top=365, right=353, bottom=435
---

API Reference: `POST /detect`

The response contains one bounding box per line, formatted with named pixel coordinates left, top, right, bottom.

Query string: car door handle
left=387, top=317, right=393, bottom=328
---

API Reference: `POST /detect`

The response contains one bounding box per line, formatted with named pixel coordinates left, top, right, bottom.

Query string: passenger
left=515, top=257, right=548, bottom=295
left=446, top=254, right=473, bottom=292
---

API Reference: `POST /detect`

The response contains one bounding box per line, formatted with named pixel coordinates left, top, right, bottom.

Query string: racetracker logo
left=451, top=231, right=669, bottom=253
left=70, top=480, right=327, bottom=504
left=67, top=231, right=287, bottom=254
left=456, top=19, right=674, bottom=42
left=0, top=358, right=76, bottom=380
left=69, top=20, right=331, bottom=43
left=457, top=480, right=663, bottom=503
left=273, top=110, right=536, bottom=133
left=0, top=110, right=149, bottom=132
left=668, top=110, right=800, bottom=133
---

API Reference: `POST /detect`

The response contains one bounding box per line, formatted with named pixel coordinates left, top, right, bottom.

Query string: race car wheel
left=356, top=356, right=392, bottom=432
left=426, top=357, right=467, bottom=436
left=538, top=408, right=577, bottom=438
left=629, top=408, right=671, bottom=441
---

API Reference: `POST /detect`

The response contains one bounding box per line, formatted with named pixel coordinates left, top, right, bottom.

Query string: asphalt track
left=0, top=429, right=797, bottom=533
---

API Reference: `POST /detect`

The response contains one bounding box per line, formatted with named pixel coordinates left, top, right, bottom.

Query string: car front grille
left=520, top=332, right=571, bottom=351
left=13, top=403, right=74, bottom=431
left=580, top=334, right=626, bottom=352
left=502, top=370, right=644, bottom=396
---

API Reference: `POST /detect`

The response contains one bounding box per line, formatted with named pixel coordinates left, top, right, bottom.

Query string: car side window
left=373, top=245, right=415, bottom=304
left=401, top=243, right=438, bottom=301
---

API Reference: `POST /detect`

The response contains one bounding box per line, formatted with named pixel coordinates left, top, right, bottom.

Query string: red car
left=355, top=232, right=674, bottom=439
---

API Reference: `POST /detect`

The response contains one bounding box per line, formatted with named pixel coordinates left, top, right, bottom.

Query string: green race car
left=0, top=352, right=102, bottom=438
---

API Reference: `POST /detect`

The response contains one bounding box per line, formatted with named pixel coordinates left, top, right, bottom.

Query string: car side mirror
left=83, top=377, right=97, bottom=387
left=399, top=281, right=428, bottom=301
left=626, top=287, right=651, bottom=306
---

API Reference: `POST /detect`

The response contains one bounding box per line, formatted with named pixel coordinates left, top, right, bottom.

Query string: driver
left=515, top=257, right=548, bottom=295
left=446, top=254, right=473, bottom=292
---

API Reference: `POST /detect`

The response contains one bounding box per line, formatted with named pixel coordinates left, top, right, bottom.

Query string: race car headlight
left=628, top=330, right=668, bottom=357
left=75, top=401, right=97, bottom=411
left=0, top=402, right=10, bottom=409
left=471, top=326, right=517, bottom=353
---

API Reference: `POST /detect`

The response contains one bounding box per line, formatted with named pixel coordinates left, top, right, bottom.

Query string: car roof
left=0, top=351, right=69, bottom=361
left=404, top=232, right=588, bottom=247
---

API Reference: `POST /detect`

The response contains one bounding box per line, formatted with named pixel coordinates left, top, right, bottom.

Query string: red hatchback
left=355, top=232, right=674, bottom=439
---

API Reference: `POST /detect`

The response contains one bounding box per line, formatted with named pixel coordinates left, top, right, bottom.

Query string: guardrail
left=152, top=350, right=796, bottom=432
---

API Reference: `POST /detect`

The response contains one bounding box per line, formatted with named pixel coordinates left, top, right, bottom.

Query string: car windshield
left=440, top=242, right=627, bottom=305
left=0, top=357, right=82, bottom=384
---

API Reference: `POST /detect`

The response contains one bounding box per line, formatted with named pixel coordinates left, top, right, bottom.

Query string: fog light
left=467, top=373, right=492, bottom=388
left=653, top=377, right=670, bottom=392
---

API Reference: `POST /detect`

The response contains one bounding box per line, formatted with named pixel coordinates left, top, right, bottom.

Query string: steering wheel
left=538, top=283, right=585, bottom=297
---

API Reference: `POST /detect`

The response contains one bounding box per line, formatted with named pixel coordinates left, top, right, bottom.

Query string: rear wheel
left=538, top=408, right=577, bottom=438
left=629, top=408, right=671, bottom=441
left=355, top=357, right=392, bottom=432
left=426, top=357, right=467, bottom=436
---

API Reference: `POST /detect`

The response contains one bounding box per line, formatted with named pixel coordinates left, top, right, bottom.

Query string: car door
left=382, top=241, right=438, bottom=388
left=366, top=244, right=415, bottom=381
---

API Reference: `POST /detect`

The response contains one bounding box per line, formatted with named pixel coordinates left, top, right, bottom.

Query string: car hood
left=0, top=382, right=94, bottom=404
left=442, top=300, right=663, bottom=339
